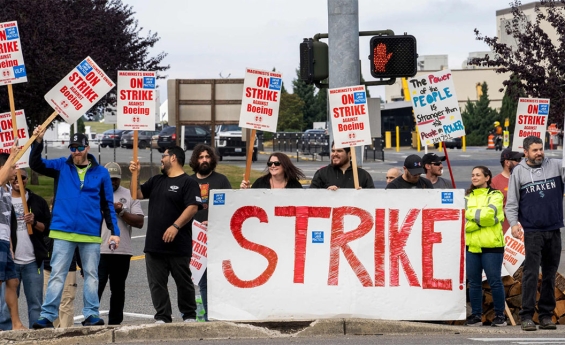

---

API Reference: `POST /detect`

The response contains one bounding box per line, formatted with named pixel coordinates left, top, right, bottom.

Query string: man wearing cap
left=491, top=148, right=523, bottom=233
left=98, top=162, right=144, bottom=325
left=386, top=154, right=433, bottom=189
left=29, top=129, right=120, bottom=329
left=310, top=143, right=374, bottom=190
left=422, top=153, right=453, bottom=189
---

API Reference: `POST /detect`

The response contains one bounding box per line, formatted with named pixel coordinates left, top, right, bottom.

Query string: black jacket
left=251, top=175, right=303, bottom=189
left=11, top=189, right=51, bottom=268
left=310, top=164, right=375, bottom=189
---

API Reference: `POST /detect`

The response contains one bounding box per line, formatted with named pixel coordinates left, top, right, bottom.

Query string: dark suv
left=121, top=130, right=160, bottom=149
left=157, top=126, right=211, bottom=152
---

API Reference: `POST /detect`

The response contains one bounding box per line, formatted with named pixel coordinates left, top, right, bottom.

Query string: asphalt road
left=12, top=145, right=565, bottom=328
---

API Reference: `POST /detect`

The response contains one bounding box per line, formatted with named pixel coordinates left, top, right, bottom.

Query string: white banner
left=0, top=110, right=30, bottom=168
left=208, top=189, right=466, bottom=321
left=512, top=98, right=550, bottom=151
left=239, top=68, right=282, bottom=133
left=44, top=56, right=115, bottom=124
left=0, top=21, right=27, bottom=85
left=191, top=220, right=208, bottom=285
left=408, top=70, right=465, bottom=146
left=117, top=71, right=156, bottom=131
left=328, top=85, right=372, bottom=148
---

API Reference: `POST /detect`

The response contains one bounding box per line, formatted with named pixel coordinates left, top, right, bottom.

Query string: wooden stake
left=7, top=84, right=32, bottom=235
left=350, top=148, right=360, bottom=189
left=505, top=301, right=516, bottom=326
left=14, top=111, right=59, bottom=162
left=243, top=129, right=256, bottom=182
left=132, top=131, right=138, bottom=199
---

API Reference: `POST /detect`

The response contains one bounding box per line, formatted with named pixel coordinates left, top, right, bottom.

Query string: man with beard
left=98, top=162, right=144, bottom=325
left=386, top=154, right=433, bottom=189
left=129, top=146, right=202, bottom=323
left=30, top=129, right=120, bottom=329
left=188, top=144, right=231, bottom=321
left=506, top=136, right=565, bottom=331
left=422, top=153, right=453, bottom=188
left=490, top=148, right=524, bottom=233
left=310, top=143, right=374, bottom=190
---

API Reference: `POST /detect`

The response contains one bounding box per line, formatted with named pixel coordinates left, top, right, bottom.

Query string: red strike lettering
left=332, top=105, right=366, bottom=118
left=68, top=72, right=99, bottom=102
left=517, top=115, right=546, bottom=125
left=328, top=207, right=373, bottom=287
left=222, top=206, right=278, bottom=288
left=245, top=87, right=278, bottom=102
left=119, top=90, right=154, bottom=101
left=389, top=209, right=420, bottom=287
left=0, top=41, right=18, bottom=54
left=274, top=206, right=332, bottom=284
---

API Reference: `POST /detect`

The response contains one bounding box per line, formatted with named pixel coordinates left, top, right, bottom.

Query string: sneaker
left=82, top=315, right=104, bottom=326
left=539, top=317, right=557, bottom=330
left=32, top=318, right=54, bottom=329
left=521, top=319, right=537, bottom=331
left=183, top=318, right=196, bottom=323
left=155, top=320, right=166, bottom=324
left=465, top=314, right=482, bottom=326
left=491, top=314, right=507, bottom=327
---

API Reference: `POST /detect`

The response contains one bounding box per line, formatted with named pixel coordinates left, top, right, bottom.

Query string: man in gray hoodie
left=506, top=135, right=565, bottom=331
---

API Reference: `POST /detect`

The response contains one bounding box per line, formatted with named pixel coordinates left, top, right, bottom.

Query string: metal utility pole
left=328, top=0, right=362, bottom=166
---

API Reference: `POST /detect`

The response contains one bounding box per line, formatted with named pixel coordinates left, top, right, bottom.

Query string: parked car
left=121, top=130, right=160, bottom=149
left=157, top=125, right=211, bottom=152
left=434, top=137, right=462, bottom=149
left=100, top=129, right=127, bottom=148
left=301, top=129, right=327, bottom=144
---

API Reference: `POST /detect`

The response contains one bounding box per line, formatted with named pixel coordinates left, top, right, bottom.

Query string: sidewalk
left=1, top=319, right=558, bottom=345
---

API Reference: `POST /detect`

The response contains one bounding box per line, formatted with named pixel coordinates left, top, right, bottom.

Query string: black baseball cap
left=422, top=153, right=446, bottom=165
left=500, top=148, right=524, bottom=162
left=68, top=133, right=89, bottom=147
left=404, top=154, right=424, bottom=175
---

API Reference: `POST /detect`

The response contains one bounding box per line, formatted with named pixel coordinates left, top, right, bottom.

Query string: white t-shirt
left=0, top=186, right=12, bottom=242
left=13, top=193, right=35, bottom=264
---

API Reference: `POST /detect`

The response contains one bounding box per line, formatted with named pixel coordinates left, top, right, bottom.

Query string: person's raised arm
left=0, top=144, right=20, bottom=185
left=128, top=160, right=144, bottom=199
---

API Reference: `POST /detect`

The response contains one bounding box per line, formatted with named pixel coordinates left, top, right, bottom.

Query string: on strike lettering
left=0, top=41, right=18, bottom=54
left=68, top=72, right=99, bottom=103
left=223, top=206, right=461, bottom=290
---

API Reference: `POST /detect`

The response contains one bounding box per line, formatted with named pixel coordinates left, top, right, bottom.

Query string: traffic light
left=300, top=38, right=329, bottom=84
left=369, top=35, right=417, bottom=79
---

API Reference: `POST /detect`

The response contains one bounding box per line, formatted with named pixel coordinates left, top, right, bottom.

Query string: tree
left=499, top=74, right=525, bottom=145
left=277, top=93, right=304, bottom=132
left=461, top=82, right=499, bottom=146
left=0, top=0, right=168, bottom=130
left=313, top=88, right=327, bottom=125
left=292, top=69, right=317, bottom=129
left=470, top=0, right=565, bottom=123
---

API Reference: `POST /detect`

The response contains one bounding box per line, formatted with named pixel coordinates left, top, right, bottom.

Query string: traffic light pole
left=328, top=0, right=363, bottom=167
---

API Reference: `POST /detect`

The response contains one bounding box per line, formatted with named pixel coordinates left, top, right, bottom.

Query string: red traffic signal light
left=369, top=35, right=417, bottom=79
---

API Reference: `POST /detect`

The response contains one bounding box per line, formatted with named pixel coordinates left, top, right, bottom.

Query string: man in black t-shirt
left=129, top=146, right=202, bottom=324
left=189, top=144, right=231, bottom=321
left=386, top=154, right=433, bottom=189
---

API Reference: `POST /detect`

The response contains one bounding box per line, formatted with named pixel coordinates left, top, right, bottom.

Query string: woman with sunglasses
left=240, top=152, right=304, bottom=189
left=464, top=166, right=506, bottom=327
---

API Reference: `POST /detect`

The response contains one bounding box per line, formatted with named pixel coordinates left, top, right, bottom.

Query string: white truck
left=215, top=124, right=257, bottom=161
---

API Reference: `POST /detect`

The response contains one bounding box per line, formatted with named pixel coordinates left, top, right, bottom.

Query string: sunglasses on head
left=70, top=146, right=86, bottom=152
left=267, top=161, right=281, bottom=167
left=431, top=162, right=442, bottom=166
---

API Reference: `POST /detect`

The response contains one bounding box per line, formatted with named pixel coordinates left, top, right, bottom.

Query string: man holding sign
left=30, top=130, right=120, bottom=329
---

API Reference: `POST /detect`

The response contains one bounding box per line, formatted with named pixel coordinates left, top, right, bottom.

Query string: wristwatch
left=172, top=223, right=180, bottom=230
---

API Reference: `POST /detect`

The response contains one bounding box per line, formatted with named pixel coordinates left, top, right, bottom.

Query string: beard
left=161, top=161, right=171, bottom=175
left=197, top=162, right=212, bottom=176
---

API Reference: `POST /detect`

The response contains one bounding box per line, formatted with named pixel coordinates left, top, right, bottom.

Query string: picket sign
left=190, top=220, right=208, bottom=285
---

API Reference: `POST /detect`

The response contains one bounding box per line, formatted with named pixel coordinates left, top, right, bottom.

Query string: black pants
left=520, top=230, right=562, bottom=321
left=98, top=254, right=132, bottom=325
left=145, top=252, right=195, bottom=322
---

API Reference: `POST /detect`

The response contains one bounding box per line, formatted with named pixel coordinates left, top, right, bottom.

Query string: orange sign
left=548, top=123, right=559, bottom=135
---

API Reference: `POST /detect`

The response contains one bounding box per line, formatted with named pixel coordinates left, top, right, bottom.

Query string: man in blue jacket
left=29, top=128, right=120, bottom=329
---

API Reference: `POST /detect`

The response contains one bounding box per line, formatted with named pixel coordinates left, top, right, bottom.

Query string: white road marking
left=74, top=310, right=161, bottom=321
left=131, top=235, right=146, bottom=239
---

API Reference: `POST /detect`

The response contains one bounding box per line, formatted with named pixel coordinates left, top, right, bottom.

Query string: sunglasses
left=431, top=162, right=443, bottom=166
left=267, top=161, right=281, bottom=167
left=70, top=146, right=86, bottom=152
left=13, top=175, right=27, bottom=181
left=162, top=154, right=170, bottom=159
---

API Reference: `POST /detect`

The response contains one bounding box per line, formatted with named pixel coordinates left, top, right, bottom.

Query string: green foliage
left=292, top=69, right=317, bottom=129
left=313, top=88, right=328, bottom=124
left=277, top=93, right=305, bottom=132
left=461, top=82, right=500, bottom=146
left=499, top=74, right=525, bottom=146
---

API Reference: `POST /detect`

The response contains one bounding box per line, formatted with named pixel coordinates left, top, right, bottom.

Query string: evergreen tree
left=498, top=74, right=524, bottom=146
left=461, top=82, right=499, bottom=146
left=277, top=93, right=304, bottom=132
left=292, top=69, right=317, bottom=129
left=313, top=88, right=328, bottom=124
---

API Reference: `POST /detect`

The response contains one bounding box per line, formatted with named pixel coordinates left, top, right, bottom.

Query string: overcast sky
left=123, top=0, right=517, bottom=101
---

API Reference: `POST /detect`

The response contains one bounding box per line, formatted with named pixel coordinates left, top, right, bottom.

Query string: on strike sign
left=44, top=56, right=115, bottom=124
left=512, top=98, right=550, bottom=151
left=0, top=21, right=27, bottom=85
left=408, top=70, right=465, bottom=146
left=190, top=220, right=208, bottom=285
left=239, top=68, right=282, bottom=133
left=117, top=71, right=156, bottom=130
left=208, top=189, right=466, bottom=321
left=0, top=110, right=30, bottom=168
left=328, top=85, right=372, bottom=148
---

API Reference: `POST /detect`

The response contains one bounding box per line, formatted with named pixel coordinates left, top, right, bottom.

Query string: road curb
left=0, top=319, right=551, bottom=344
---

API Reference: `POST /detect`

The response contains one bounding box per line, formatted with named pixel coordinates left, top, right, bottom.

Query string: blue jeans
left=40, top=240, right=100, bottom=322
left=466, top=250, right=505, bottom=316
left=0, top=261, right=44, bottom=329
